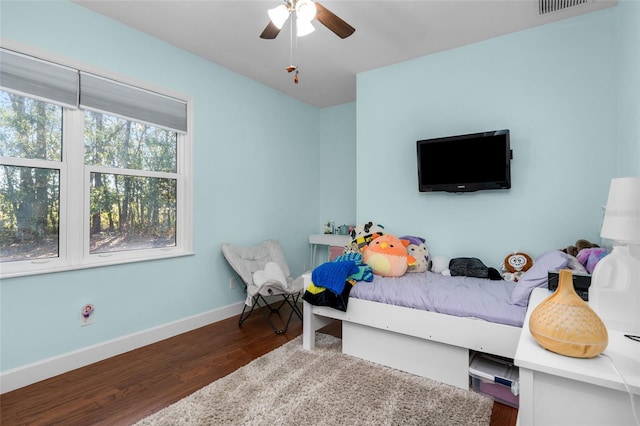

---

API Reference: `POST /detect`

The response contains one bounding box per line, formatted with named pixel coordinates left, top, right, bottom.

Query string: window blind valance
left=0, top=48, right=188, bottom=133
left=79, top=72, right=187, bottom=133
left=0, top=48, right=79, bottom=108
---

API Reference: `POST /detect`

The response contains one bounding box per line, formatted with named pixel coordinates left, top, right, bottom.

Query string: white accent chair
left=221, top=240, right=304, bottom=334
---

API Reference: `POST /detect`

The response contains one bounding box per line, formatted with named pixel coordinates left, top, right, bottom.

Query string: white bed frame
left=302, top=286, right=523, bottom=389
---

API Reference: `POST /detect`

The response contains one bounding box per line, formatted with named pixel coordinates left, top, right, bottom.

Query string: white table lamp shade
left=600, top=177, right=640, bottom=243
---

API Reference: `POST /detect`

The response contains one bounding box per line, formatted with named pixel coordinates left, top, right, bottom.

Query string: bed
left=302, top=250, right=579, bottom=389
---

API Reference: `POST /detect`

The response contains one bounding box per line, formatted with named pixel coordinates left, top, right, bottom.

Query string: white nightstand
left=515, top=288, right=640, bottom=426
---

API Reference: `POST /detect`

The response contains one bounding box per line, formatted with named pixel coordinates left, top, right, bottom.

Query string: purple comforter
left=350, top=271, right=527, bottom=327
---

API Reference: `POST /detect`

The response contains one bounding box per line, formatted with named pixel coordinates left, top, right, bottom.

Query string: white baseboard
left=0, top=301, right=243, bottom=394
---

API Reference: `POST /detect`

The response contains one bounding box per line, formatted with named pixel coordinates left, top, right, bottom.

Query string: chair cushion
left=253, top=261, right=289, bottom=290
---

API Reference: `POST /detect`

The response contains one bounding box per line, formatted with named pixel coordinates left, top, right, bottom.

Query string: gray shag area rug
left=135, top=334, right=493, bottom=426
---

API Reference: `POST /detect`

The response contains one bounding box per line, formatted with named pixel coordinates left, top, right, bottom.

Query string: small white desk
left=309, top=234, right=351, bottom=269
left=515, top=288, right=640, bottom=426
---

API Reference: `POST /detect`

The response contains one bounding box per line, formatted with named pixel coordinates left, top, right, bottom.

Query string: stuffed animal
left=431, top=255, right=451, bottom=275
left=501, top=252, right=533, bottom=282
left=349, top=221, right=385, bottom=253
left=362, top=234, right=416, bottom=277
left=576, top=247, right=607, bottom=274
left=563, top=239, right=600, bottom=257
left=399, top=235, right=431, bottom=273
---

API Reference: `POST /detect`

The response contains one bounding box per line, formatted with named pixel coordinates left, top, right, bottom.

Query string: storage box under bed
left=469, top=353, right=520, bottom=408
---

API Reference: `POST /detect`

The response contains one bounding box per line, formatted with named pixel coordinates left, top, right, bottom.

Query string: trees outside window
left=0, top=51, right=192, bottom=278
left=84, top=111, right=178, bottom=254
left=0, top=93, right=62, bottom=262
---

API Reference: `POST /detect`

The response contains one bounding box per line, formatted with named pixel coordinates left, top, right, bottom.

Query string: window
left=0, top=49, right=192, bottom=278
left=85, top=111, right=178, bottom=254
left=0, top=94, right=62, bottom=263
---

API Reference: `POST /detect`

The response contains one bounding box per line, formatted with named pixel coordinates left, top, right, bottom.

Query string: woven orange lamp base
left=529, top=269, right=608, bottom=358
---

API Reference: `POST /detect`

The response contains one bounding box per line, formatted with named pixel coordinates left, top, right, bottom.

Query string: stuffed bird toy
left=362, top=234, right=416, bottom=277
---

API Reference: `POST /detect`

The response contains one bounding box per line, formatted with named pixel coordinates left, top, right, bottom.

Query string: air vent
left=539, top=0, right=588, bottom=15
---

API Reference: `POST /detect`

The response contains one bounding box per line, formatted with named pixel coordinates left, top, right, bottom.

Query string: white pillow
left=253, top=261, right=288, bottom=289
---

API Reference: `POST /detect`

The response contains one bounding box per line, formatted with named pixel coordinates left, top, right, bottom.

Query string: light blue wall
left=0, top=1, right=323, bottom=371
left=317, top=102, right=357, bottom=231
left=617, top=0, right=640, bottom=176
left=356, top=6, right=632, bottom=268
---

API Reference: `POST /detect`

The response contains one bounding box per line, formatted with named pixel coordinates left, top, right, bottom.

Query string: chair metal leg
left=287, top=293, right=303, bottom=320
left=238, top=293, right=303, bottom=334
left=238, top=297, right=258, bottom=326
left=266, top=295, right=302, bottom=318
left=268, top=298, right=288, bottom=313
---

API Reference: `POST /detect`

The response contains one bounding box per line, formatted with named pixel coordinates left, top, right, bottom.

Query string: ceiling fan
left=260, top=0, right=356, bottom=40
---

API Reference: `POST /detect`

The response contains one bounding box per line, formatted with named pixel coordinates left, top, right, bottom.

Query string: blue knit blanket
left=311, top=260, right=359, bottom=295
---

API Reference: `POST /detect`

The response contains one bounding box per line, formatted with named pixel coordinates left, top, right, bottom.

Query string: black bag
left=449, top=257, right=502, bottom=280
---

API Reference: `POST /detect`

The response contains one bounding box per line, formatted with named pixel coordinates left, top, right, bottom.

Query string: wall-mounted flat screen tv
left=417, top=129, right=512, bottom=193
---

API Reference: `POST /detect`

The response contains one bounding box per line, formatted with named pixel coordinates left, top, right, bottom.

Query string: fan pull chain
left=286, top=12, right=299, bottom=84
left=289, top=15, right=294, bottom=66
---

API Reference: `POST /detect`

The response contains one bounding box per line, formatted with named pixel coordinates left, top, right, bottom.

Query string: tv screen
left=417, top=129, right=512, bottom=193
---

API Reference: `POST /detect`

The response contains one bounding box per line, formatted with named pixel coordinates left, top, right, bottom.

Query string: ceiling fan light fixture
left=296, top=19, right=315, bottom=37
left=259, top=0, right=354, bottom=41
left=295, top=0, right=317, bottom=22
left=268, top=4, right=290, bottom=29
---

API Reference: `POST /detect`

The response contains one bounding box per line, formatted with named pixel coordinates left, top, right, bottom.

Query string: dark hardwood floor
left=1, top=304, right=518, bottom=426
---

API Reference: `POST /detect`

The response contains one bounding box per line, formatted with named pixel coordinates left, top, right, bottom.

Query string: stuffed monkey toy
left=501, top=252, right=533, bottom=282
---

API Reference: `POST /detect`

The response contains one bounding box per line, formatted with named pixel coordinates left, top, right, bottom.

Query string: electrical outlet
left=81, top=303, right=94, bottom=327
left=230, top=277, right=236, bottom=289
left=81, top=315, right=91, bottom=327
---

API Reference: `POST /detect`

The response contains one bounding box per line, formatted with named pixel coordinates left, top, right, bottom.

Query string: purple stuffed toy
left=576, top=247, right=607, bottom=274
left=399, top=235, right=431, bottom=272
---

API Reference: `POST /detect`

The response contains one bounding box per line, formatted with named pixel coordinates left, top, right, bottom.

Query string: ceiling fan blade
left=260, top=21, right=281, bottom=39
left=314, top=2, right=355, bottom=39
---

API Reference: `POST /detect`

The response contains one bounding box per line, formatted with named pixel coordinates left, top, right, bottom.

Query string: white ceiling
left=73, top=0, right=617, bottom=108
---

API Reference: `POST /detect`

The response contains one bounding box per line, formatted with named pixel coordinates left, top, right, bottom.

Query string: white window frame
left=0, top=47, right=194, bottom=279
